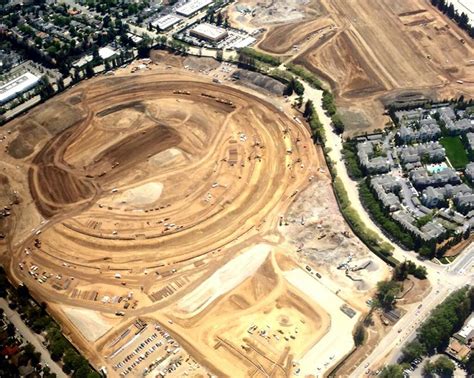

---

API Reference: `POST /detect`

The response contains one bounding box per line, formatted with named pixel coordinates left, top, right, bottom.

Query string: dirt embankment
left=249, top=0, right=474, bottom=135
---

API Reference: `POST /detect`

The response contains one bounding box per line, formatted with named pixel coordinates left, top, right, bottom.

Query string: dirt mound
left=258, top=19, right=333, bottom=54
left=8, top=120, right=49, bottom=159
left=183, top=56, right=220, bottom=72
left=264, top=0, right=474, bottom=134
left=233, top=69, right=286, bottom=95
left=150, top=50, right=184, bottom=68
left=8, top=101, right=84, bottom=159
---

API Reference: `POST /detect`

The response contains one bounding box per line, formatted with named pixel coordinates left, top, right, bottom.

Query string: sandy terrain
left=0, top=55, right=387, bottom=376
left=236, top=0, right=474, bottom=135
left=177, top=244, right=270, bottom=314
left=0, top=63, right=335, bottom=375
left=285, top=269, right=360, bottom=376
left=161, top=250, right=331, bottom=377
left=62, top=306, right=117, bottom=342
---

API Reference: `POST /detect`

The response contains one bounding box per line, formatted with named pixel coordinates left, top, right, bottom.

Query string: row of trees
left=0, top=268, right=100, bottom=378
left=431, top=0, right=473, bottom=38
left=333, top=178, right=397, bottom=264
left=285, top=63, right=323, bottom=90
left=342, top=140, right=364, bottom=179
left=303, top=99, right=325, bottom=145
left=238, top=48, right=281, bottom=68
left=359, top=181, right=421, bottom=251
left=380, top=355, right=456, bottom=378
left=400, top=287, right=474, bottom=365
left=321, top=90, right=344, bottom=134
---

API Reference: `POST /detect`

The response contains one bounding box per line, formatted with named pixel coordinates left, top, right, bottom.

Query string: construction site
left=0, top=54, right=390, bottom=377
left=230, top=0, right=474, bottom=135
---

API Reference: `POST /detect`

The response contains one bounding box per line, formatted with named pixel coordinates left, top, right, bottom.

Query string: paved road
left=0, top=298, right=67, bottom=378
left=293, top=79, right=474, bottom=377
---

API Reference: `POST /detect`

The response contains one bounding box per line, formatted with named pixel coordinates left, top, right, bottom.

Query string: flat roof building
left=176, top=0, right=213, bottom=17
left=151, top=14, right=181, bottom=31
left=190, top=23, right=228, bottom=42
left=98, top=46, right=117, bottom=60
left=0, top=72, right=40, bottom=105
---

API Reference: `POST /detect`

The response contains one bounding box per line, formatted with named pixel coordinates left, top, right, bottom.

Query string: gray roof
left=397, top=142, right=445, bottom=165
left=447, top=118, right=473, bottom=135
left=410, top=167, right=461, bottom=188
left=421, top=221, right=446, bottom=239
left=357, top=141, right=391, bottom=174
left=465, top=162, right=474, bottom=182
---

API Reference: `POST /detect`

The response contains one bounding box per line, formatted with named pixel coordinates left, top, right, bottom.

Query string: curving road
left=289, top=78, right=474, bottom=377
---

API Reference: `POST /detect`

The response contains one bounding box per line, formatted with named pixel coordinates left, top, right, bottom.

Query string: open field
left=239, top=0, right=474, bottom=135
left=0, top=56, right=388, bottom=376
left=440, top=136, right=469, bottom=169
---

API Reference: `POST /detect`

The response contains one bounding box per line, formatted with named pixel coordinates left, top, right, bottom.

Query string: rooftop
left=176, top=0, right=213, bottom=16
left=0, top=72, right=40, bottom=104
left=151, top=14, right=181, bottom=30
left=190, top=23, right=227, bottom=40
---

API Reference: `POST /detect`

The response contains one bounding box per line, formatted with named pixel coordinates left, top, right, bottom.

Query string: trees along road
left=0, top=298, right=67, bottom=378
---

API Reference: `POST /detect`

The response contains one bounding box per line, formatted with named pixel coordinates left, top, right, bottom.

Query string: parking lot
left=106, top=319, right=207, bottom=377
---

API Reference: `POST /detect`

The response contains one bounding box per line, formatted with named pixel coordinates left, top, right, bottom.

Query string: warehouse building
left=151, top=14, right=182, bottom=31
left=0, top=71, right=40, bottom=105
left=176, top=0, right=213, bottom=17
left=190, top=23, right=228, bottom=42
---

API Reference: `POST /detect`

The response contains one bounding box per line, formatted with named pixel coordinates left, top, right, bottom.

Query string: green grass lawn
left=440, top=136, right=469, bottom=170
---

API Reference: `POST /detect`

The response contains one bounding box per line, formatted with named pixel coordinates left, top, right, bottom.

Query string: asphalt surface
left=293, top=80, right=474, bottom=377
left=0, top=298, right=67, bottom=378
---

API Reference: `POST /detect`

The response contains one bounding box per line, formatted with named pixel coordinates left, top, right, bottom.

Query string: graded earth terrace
left=0, top=68, right=350, bottom=377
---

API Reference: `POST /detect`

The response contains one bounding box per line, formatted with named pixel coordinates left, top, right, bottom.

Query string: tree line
left=431, top=0, right=473, bottom=38
left=0, top=267, right=100, bottom=378
left=397, top=286, right=474, bottom=374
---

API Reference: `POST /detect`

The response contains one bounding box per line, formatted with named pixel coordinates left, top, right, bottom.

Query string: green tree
left=292, top=78, right=304, bottom=96
left=375, top=280, right=400, bottom=310
left=85, top=63, right=95, bottom=78
left=423, top=361, right=435, bottom=377
left=379, top=364, right=404, bottom=378
left=285, top=78, right=304, bottom=96
left=23, top=343, right=36, bottom=361
left=401, top=340, right=426, bottom=363
left=465, top=353, right=474, bottom=374
left=332, top=114, right=345, bottom=134
left=433, top=355, right=455, bottom=377
left=304, top=100, right=314, bottom=118
left=353, top=324, right=365, bottom=346
left=6, top=323, right=15, bottom=337
left=322, top=90, right=336, bottom=115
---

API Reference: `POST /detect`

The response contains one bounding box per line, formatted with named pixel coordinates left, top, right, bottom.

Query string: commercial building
left=190, top=23, right=228, bottom=42
left=73, top=46, right=117, bottom=68
left=176, top=0, right=213, bottom=17
left=98, top=46, right=117, bottom=61
left=151, top=14, right=181, bottom=31
left=455, top=313, right=474, bottom=344
left=0, top=72, right=40, bottom=105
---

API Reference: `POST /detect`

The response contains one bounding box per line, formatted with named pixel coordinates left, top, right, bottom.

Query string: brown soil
left=258, top=18, right=333, bottom=54
left=249, top=0, right=474, bottom=135
left=0, top=65, right=331, bottom=375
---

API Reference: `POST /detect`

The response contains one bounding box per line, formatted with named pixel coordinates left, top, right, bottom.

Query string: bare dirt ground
left=0, top=53, right=388, bottom=377
left=234, top=0, right=474, bottom=135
